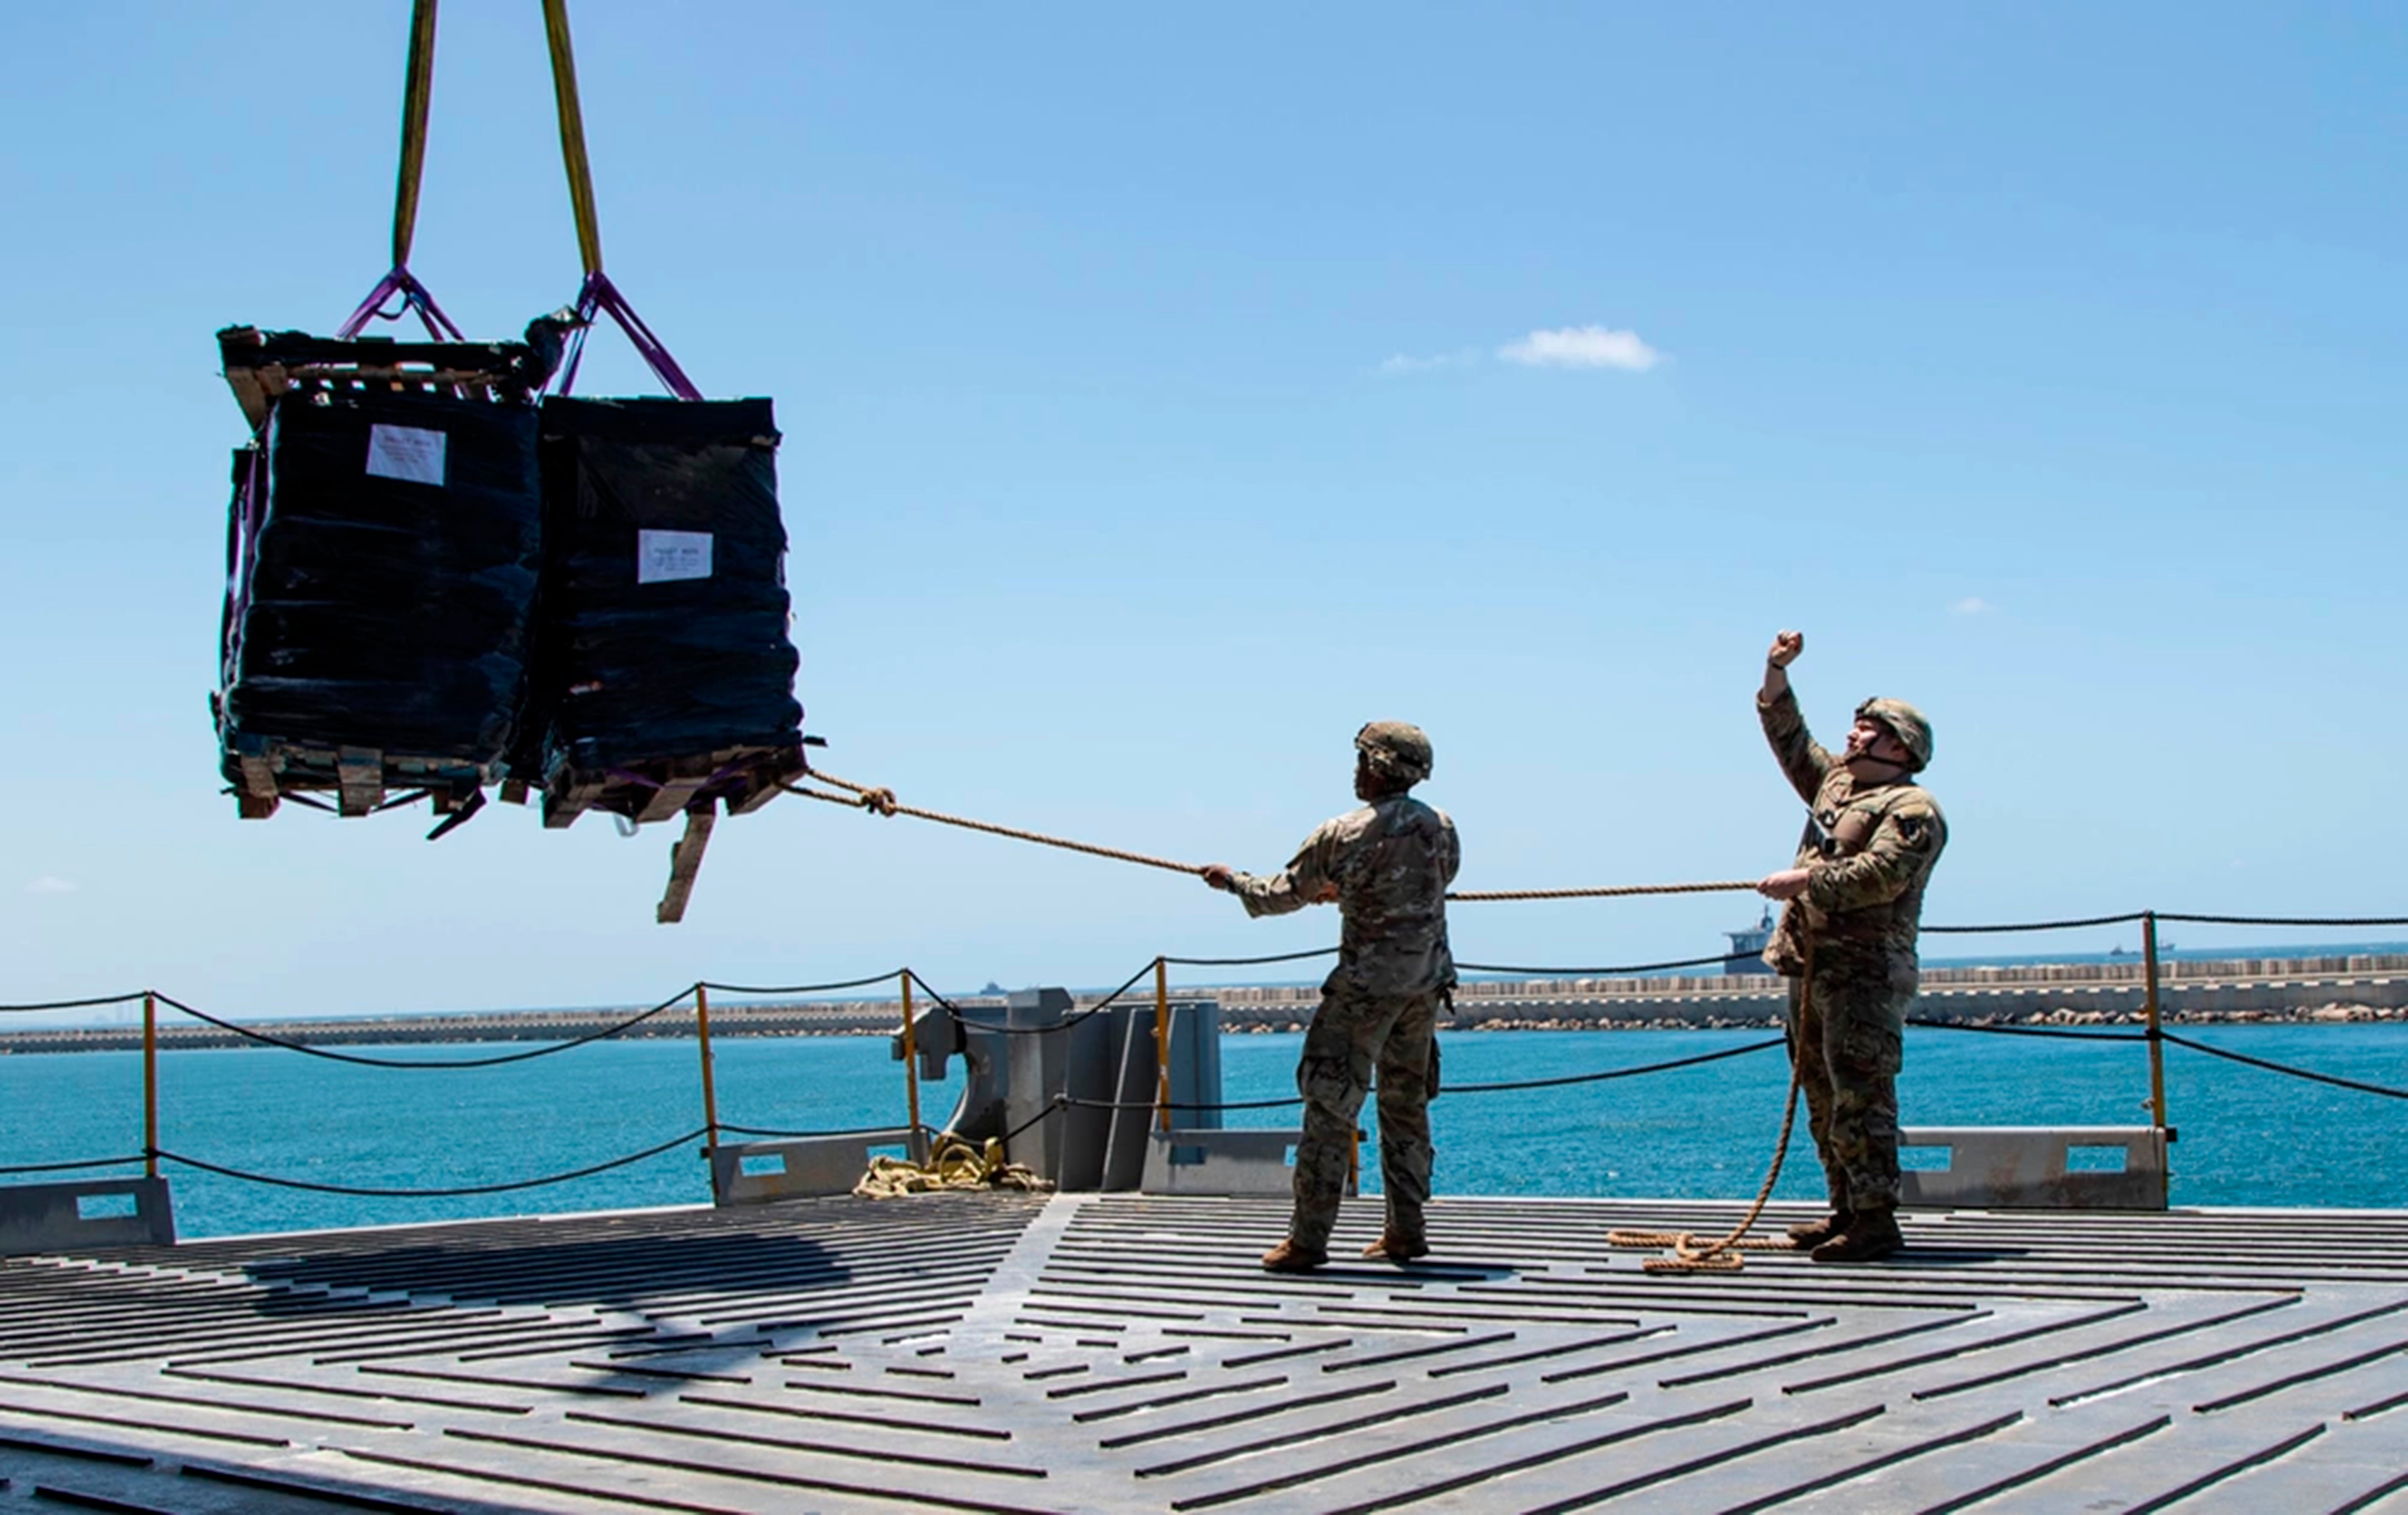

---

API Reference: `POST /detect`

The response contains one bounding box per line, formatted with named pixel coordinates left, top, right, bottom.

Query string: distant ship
left=1724, top=906, right=1775, bottom=975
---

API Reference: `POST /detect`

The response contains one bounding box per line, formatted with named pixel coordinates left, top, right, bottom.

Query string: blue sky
left=2, top=4, right=2402, bottom=1021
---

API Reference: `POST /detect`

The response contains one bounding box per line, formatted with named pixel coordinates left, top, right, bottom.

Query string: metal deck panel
left=2, top=1193, right=2405, bottom=1513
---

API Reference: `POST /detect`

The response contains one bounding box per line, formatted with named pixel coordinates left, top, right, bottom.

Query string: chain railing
left=5, top=906, right=2406, bottom=1201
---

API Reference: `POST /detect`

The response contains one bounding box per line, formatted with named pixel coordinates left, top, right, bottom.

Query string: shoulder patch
left=1894, top=810, right=1934, bottom=848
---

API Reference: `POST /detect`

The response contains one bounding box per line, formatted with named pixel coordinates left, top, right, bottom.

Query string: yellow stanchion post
left=2143, top=911, right=2169, bottom=1131
left=1153, top=957, right=1173, bottom=1134
left=899, top=971, right=924, bottom=1161
left=142, top=992, right=158, bottom=1179
left=694, top=986, right=720, bottom=1162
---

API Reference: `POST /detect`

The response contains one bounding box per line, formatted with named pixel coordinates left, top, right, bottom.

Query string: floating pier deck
left=3, top=1195, right=2406, bottom=1513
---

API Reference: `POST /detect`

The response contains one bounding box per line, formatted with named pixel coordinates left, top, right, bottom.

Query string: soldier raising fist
left=1752, top=631, right=1946, bottom=1264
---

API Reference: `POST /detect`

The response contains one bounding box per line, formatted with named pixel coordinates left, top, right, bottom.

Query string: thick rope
left=854, top=1135, right=1051, bottom=1198
left=1449, top=881, right=1758, bottom=902
left=793, top=783, right=2408, bottom=935
left=1606, top=945, right=1813, bottom=1273
left=789, top=773, right=1760, bottom=904
left=1456, top=952, right=1734, bottom=976
left=787, top=776, right=1200, bottom=875
left=1606, top=1063, right=1804, bottom=1273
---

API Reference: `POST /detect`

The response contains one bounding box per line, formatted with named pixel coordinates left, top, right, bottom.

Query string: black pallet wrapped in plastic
left=218, top=388, right=542, bottom=819
left=527, top=396, right=804, bottom=829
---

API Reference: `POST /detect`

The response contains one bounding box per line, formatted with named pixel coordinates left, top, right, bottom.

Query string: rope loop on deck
left=1608, top=947, right=1812, bottom=1273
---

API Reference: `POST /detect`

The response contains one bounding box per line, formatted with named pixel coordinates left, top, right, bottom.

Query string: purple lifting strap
left=337, top=265, right=467, bottom=342
left=557, top=271, right=704, bottom=401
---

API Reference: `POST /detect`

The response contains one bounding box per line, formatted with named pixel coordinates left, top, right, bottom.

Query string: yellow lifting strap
left=388, top=0, right=439, bottom=268
left=542, top=0, right=606, bottom=276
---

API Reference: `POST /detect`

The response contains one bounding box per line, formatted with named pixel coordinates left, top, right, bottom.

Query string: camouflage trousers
left=1287, top=984, right=1441, bottom=1252
left=1787, top=962, right=1912, bottom=1211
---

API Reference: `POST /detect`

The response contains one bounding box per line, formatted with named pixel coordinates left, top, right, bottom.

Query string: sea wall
left=5, top=954, right=2405, bottom=1054
left=1216, top=953, right=2408, bottom=1030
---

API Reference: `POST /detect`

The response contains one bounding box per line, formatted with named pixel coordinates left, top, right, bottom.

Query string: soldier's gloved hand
left=1758, top=867, right=1812, bottom=900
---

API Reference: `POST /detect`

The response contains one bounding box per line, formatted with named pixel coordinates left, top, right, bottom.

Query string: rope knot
left=861, top=787, right=899, bottom=816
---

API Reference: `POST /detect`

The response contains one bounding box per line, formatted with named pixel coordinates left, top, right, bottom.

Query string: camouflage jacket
left=1758, top=687, right=1947, bottom=976
left=1231, top=795, right=1460, bottom=998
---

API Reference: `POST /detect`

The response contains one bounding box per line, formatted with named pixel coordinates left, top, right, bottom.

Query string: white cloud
left=26, top=876, right=77, bottom=894
left=1497, top=325, right=1664, bottom=372
left=1951, top=597, right=1994, bottom=615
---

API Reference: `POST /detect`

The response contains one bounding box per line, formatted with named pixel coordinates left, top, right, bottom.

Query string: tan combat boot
left=1260, top=1239, right=1329, bottom=1273
left=1362, top=1232, right=1430, bottom=1263
left=1809, top=1206, right=1903, bottom=1264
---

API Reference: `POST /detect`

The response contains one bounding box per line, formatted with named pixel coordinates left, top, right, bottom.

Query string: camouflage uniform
left=1228, top=750, right=1459, bottom=1252
left=1759, top=688, right=1946, bottom=1213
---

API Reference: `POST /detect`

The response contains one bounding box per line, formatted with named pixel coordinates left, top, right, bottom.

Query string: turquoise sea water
left=3, top=1026, right=2403, bottom=1238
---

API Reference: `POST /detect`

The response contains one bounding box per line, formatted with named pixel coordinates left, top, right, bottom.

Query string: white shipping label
left=364, top=424, right=447, bottom=486
left=637, top=529, right=714, bottom=584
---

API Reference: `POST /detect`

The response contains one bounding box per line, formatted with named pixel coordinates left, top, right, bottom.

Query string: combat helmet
left=1354, top=721, right=1434, bottom=786
left=1854, top=698, right=1933, bottom=772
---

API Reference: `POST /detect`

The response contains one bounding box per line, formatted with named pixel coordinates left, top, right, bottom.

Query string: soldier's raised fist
left=1766, top=630, right=1804, bottom=668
